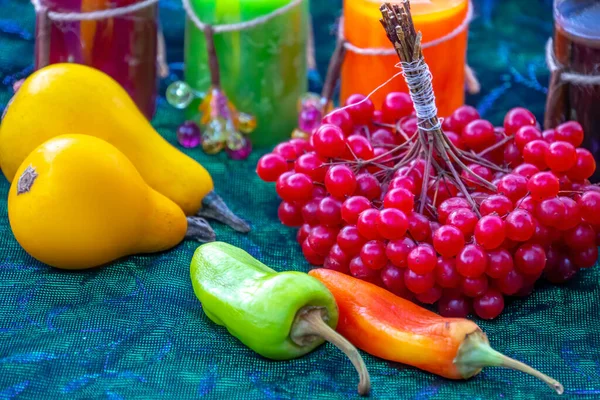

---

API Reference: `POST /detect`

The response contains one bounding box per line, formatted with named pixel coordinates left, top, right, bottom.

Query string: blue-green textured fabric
left=0, top=0, right=599, bottom=399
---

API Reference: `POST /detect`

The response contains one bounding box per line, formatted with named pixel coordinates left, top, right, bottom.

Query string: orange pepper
left=309, top=269, right=564, bottom=394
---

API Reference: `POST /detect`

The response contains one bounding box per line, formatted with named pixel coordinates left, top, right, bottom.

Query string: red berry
left=522, top=139, right=549, bottom=170
left=323, top=256, right=350, bottom=274
left=371, top=128, right=397, bottom=146
left=559, top=197, right=581, bottom=231
left=555, top=121, right=584, bottom=147
left=404, top=269, right=435, bottom=294
left=435, top=257, right=461, bottom=288
left=357, top=209, right=381, bottom=240
left=572, top=246, right=598, bottom=268
left=497, top=174, right=528, bottom=203
left=408, top=213, right=432, bottom=241
left=386, top=237, right=417, bottom=268
left=494, top=269, right=524, bottom=295
left=446, top=208, right=478, bottom=238
left=399, top=116, right=418, bottom=138
left=328, top=244, right=351, bottom=267
left=415, top=286, right=443, bottom=304
left=480, top=195, right=513, bottom=217
left=446, top=131, right=465, bottom=150
left=505, top=210, right=535, bottom=242
left=578, top=191, right=600, bottom=225
left=313, top=124, right=346, bottom=158
left=376, top=208, right=408, bottom=240
left=504, top=142, right=523, bottom=167
left=307, top=225, right=338, bottom=256
left=325, top=165, right=357, bottom=199
left=349, top=256, right=380, bottom=283
left=461, top=275, right=489, bottom=297
left=273, top=142, right=299, bottom=161
left=513, top=163, right=540, bottom=179
left=461, top=164, right=492, bottom=189
left=473, top=289, right=505, bottom=319
left=301, top=199, right=320, bottom=226
left=527, top=172, right=559, bottom=201
left=545, top=141, right=577, bottom=172
left=337, top=225, right=366, bottom=256
left=276, top=173, right=314, bottom=202
left=514, top=125, right=542, bottom=150
left=457, top=244, right=489, bottom=277
left=567, top=148, right=596, bottom=181
left=341, top=196, right=372, bottom=224
left=514, top=243, right=546, bottom=275
left=407, top=244, right=437, bottom=274
left=462, top=119, right=496, bottom=150
left=257, top=153, right=288, bottom=182
left=381, top=264, right=411, bottom=298
left=318, top=197, right=342, bottom=227
left=536, top=198, right=566, bottom=228
left=542, top=129, right=556, bottom=143
left=438, top=293, right=471, bottom=318
left=504, top=107, right=536, bottom=135
left=544, top=250, right=578, bottom=283
left=295, top=153, right=326, bottom=182
left=564, top=223, right=595, bottom=250
left=438, top=197, right=470, bottom=224
left=322, top=109, right=353, bottom=136
left=302, top=239, right=325, bottom=266
left=383, top=188, right=414, bottom=214
left=389, top=176, right=416, bottom=194
left=474, top=216, right=506, bottom=250
left=346, top=135, right=375, bottom=160
left=297, top=223, right=311, bottom=244
left=433, top=225, right=465, bottom=257
left=344, top=94, right=375, bottom=126
left=515, top=195, right=537, bottom=214
left=278, top=201, right=303, bottom=226
left=486, top=249, right=514, bottom=279
left=355, top=173, right=381, bottom=200
left=360, top=240, right=388, bottom=270
left=381, top=92, right=413, bottom=123
left=451, top=105, right=480, bottom=132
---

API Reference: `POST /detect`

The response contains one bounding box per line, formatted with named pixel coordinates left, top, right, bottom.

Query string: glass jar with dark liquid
left=546, top=0, right=600, bottom=181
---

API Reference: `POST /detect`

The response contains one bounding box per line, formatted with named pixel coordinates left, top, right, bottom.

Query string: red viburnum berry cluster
left=256, top=91, right=599, bottom=320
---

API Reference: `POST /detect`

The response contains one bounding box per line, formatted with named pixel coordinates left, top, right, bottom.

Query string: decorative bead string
left=182, top=0, right=304, bottom=34
left=31, top=0, right=158, bottom=21
left=339, top=0, right=474, bottom=56
left=546, top=38, right=600, bottom=85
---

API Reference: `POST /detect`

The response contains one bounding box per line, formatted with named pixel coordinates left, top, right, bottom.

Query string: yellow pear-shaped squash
left=8, top=134, right=188, bottom=269
left=0, top=63, right=212, bottom=216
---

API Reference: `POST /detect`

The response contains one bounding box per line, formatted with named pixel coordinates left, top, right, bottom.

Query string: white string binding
left=546, top=38, right=600, bottom=85
left=339, top=0, right=473, bottom=56
left=31, top=0, right=158, bottom=21
left=182, top=0, right=304, bottom=34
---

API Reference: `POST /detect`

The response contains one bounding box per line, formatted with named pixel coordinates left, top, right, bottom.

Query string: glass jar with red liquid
left=35, top=0, right=158, bottom=119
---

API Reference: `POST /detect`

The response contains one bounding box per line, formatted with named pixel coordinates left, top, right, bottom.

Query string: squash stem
left=454, top=330, right=564, bottom=395
left=185, top=216, right=216, bottom=242
left=198, top=191, right=251, bottom=233
left=291, top=307, right=371, bottom=396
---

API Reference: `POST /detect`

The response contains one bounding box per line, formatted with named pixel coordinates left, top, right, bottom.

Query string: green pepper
left=190, top=242, right=370, bottom=396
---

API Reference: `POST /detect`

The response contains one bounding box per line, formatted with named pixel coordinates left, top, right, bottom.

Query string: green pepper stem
left=291, top=307, right=371, bottom=396
left=455, top=330, right=564, bottom=395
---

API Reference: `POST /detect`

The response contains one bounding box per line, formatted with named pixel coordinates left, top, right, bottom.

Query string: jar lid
left=555, top=0, right=600, bottom=41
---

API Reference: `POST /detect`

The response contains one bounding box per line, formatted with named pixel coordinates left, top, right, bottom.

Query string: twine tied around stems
left=545, top=38, right=600, bottom=86
left=181, top=0, right=304, bottom=34
left=338, top=0, right=479, bottom=94
left=30, top=0, right=168, bottom=77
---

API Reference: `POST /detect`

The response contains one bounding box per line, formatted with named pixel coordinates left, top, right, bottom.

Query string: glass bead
left=176, top=121, right=201, bottom=148
left=166, top=81, right=195, bottom=109
left=297, top=92, right=321, bottom=112
left=226, top=137, right=253, bottom=160
left=226, top=131, right=245, bottom=151
left=298, top=105, right=322, bottom=133
left=238, top=113, right=257, bottom=134
left=291, top=128, right=310, bottom=140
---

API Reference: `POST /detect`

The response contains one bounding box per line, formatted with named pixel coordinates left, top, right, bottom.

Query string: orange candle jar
left=341, top=0, right=469, bottom=117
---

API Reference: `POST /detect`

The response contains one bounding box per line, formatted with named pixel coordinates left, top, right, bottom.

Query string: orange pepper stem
left=290, top=307, right=371, bottom=396
left=455, top=330, right=564, bottom=395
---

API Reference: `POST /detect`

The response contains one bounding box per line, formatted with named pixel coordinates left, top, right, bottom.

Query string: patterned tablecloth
left=0, top=0, right=599, bottom=398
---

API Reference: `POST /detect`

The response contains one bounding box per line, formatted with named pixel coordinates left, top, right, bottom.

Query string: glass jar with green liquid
left=184, top=0, right=309, bottom=148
